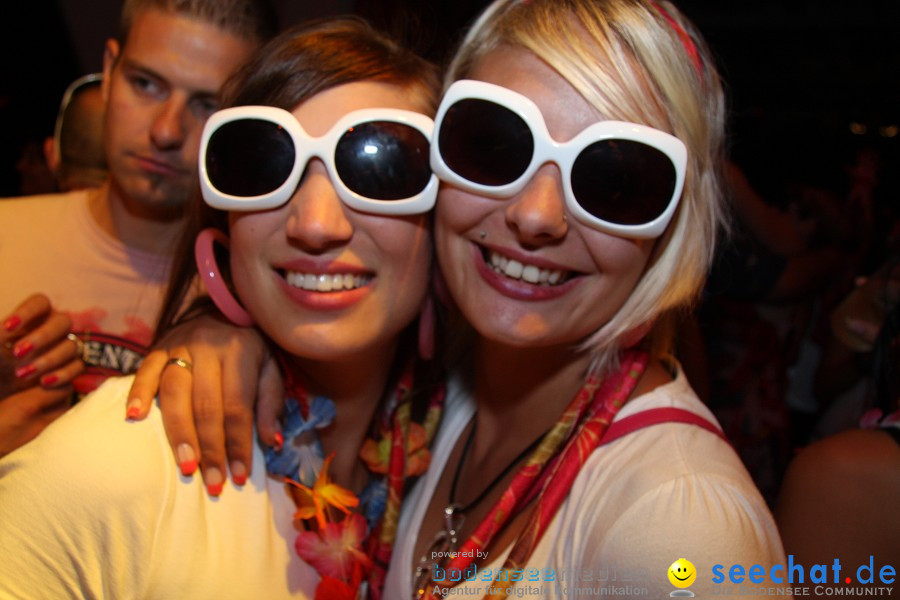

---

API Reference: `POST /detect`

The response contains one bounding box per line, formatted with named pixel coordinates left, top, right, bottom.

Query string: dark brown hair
left=119, top=0, right=278, bottom=45
left=155, top=17, right=440, bottom=339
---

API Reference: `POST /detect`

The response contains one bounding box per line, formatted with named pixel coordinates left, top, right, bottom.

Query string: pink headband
left=647, top=0, right=703, bottom=76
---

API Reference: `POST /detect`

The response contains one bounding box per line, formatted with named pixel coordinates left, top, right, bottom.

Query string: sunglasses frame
left=200, top=105, right=438, bottom=215
left=431, top=80, right=688, bottom=238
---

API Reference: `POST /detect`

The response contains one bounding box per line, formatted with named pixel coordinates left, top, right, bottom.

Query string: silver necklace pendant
left=442, top=504, right=465, bottom=551
left=412, top=505, right=466, bottom=598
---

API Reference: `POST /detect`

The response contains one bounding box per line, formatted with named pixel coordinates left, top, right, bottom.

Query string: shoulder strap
left=601, top=407, right=730, bottom=446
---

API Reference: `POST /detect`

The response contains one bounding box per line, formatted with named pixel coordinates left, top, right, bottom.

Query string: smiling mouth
left=279, top=269, right=372, bottom=292
left=481, top=246, right=573, bottom=286
left=672, top=573, right=692, bottom=581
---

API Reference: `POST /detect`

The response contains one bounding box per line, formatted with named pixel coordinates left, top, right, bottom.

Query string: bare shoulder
left=786, top=428, right=900, bottom=487
left=776, top=428, right=900, bottom=565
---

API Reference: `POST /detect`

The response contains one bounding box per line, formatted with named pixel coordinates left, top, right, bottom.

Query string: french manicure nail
left=125, top=398, right=142, bottom=420
left=176, top=443, right=197, bottom=476
left=3, top=315, right=21, bottom=332
left=12, top=341, right=34, bottom=359
left=205, top=467, right=224, bottom=496
left=15, top=364, right=37, bottom=379
left=40, top=373, right=59, bottom=387
left=273, top=431, right=284, bottom=452
left=230, top=461, right=248, bottom=486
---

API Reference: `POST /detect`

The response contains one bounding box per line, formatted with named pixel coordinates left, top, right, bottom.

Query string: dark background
left=1, top=0, right=897, bottom=197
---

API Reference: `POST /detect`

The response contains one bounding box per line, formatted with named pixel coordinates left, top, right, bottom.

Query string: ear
left=101, top=39, right=120, bottom=103
left=43, top=137, right=59, bottom=175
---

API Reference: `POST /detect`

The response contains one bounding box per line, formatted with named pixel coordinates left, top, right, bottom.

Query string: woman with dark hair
left=0, top=18, right=441, bottom=600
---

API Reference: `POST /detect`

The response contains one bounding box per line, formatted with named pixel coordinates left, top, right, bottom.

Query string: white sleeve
left=573, top=471, right=787, bottom=597
left=0, top=377, right=172, bottom=600
left=555, top=413, right=788, bottom=598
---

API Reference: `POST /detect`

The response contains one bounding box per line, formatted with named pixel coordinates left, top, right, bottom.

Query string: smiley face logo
left=668, top=558, right=697, bottom=588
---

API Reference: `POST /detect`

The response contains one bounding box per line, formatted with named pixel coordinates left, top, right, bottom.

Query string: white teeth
left=504, top=259, right=524, bottom=279
left=316, top=274, right=332, bottom=292
left=522, top=265, right=540, bottom=284
left=285, top=271, right=370, bottom=292
left=486, top=251, right=567, bottom=286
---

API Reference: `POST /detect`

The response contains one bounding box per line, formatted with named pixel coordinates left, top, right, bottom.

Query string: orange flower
left=286, top=453, right=359, bottom=528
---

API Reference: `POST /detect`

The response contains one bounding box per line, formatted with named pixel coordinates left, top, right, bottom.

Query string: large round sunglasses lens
left=206, top=119, right=295, bottom=197
left=571, top=139, right=677, bottom=226
left=335, top=122, right=431, bottom=200
left=438, top=99, right=533, bottom=187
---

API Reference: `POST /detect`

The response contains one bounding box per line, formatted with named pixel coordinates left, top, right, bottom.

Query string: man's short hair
left=119, top=0, right=278, bottom=45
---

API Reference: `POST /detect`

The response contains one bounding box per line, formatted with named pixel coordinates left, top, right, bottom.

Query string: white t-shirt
left=0, top=376, right=317, bottom=599
left=384, top=367, right=790, bottom=599
left=0, top=191, right=171, bottom=393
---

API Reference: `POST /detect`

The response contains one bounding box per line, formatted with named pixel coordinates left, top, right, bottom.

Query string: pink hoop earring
left=194, top=228, right=254, bottom=327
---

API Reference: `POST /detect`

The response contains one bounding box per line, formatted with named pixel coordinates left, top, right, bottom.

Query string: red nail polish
left=233, top=473, right=247, bottom=486
left=207, top=482, right=223, bottom=496
left=126, top=406, right=141, bottom=420
left=179, top=459, right=198, bottom=476
left=274, top=431, right=284, bottom=451
left=3, top=315, right=21, bottom=332
left=15, top=364, right=36, bottom=379
left=13, top=341, right=34, bottom=359
left=41, top=374, right=59, bottom=387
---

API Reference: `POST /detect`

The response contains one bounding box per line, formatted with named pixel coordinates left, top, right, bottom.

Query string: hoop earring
left=194, top=228, right=254, bottom=327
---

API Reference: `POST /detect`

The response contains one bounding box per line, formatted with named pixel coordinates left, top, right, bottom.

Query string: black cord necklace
left=413, top=420, right=547, bottom=597
left=448, top=420, right=545, bottom=514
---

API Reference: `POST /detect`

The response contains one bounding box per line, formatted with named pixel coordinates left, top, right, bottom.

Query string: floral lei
left=265, top=359, right=444, bottom=600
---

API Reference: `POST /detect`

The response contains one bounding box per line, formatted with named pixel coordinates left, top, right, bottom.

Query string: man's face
left=101, top=9, right=256, bottom=216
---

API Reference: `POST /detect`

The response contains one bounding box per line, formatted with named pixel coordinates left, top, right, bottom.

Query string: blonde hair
left=447, top=0, right=727, bottom=374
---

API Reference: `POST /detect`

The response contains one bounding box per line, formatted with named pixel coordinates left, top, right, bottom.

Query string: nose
left=149, top=96, right=187, bottom=150
left=505, top=163, right=569, bottom=245
left=284, top=160, right=354, bottom=252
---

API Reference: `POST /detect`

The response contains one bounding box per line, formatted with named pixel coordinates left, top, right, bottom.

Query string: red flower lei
left=280, top=360, right=445, bottom=600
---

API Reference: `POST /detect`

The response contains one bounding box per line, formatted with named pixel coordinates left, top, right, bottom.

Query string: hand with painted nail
left=127, top=313, right=283, bottom=495
left=0, top=293, right=84, bottom=401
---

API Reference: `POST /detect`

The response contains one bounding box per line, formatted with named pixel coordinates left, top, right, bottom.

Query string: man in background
left=0, top=0, right=277, bottom=456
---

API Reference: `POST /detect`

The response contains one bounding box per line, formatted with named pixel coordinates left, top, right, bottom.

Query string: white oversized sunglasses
left=431, top=80, right=688, bottom=238
left=200, top=105, right=438, bottom=215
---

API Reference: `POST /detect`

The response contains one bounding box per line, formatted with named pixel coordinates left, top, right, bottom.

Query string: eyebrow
left=118, top=57, right=220, bottom=100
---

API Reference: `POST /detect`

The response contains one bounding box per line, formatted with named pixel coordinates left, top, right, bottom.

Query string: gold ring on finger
left=164, top=357, right=193, bottom=374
